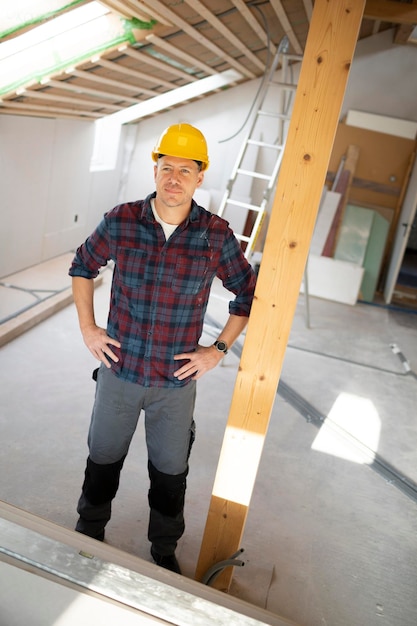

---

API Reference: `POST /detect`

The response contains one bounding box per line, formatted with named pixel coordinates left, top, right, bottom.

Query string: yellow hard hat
left=151, top=123, right=209, bottom=170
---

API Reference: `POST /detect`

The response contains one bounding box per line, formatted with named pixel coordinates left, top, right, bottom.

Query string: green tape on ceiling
left=0, top=16, right=157, bottom=96
left=124, top=17, right=156, bottom=31
left=120, top=17, right=157, bottom=46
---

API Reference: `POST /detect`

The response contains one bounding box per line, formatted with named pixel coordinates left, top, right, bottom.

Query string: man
left=69, top=123, right=256, bottom=574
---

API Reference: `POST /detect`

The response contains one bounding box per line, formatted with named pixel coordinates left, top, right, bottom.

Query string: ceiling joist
left=184, top=0, right=266, bottom=71
left=0, top=0, right=413, bottom=121
left=95, top=54, right=188, bottom=89
left=140, top=0, right=257, bottom=78
left=230, top=0, right=277, bottom=55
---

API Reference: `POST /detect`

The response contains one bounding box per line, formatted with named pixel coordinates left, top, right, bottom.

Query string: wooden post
left=195, top=0, right=366, bottom=590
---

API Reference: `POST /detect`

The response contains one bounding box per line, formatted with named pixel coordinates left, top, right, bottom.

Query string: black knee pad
left=82, top=455, right=126, bottom=506
left=148, top=461, right=188, bottom=518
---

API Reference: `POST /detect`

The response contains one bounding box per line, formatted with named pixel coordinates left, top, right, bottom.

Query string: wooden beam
left=142, top=0, right=256, bottom=78
left=71, top=69, right=155, bottom=95
left=97, top=57, right=175, bottom=90
left=0, top=100, right=102, bottom=119
left=46, top=78, right=139, bottom=104
left=364, top=0, right=417, bottom=24
left=121, top=47, right=199, bottom=83
left=269, top=0, right=303, bottom=54
left=302, top=0, right=314, bottom=21
left=184, top=0, right=265, bottom=71
left=15, top=88, right=125, bottom=111
left=230, top=0, right=277, bottom=55
left=99, top=0, right=172, bottom=26
left=195, top=0, right=366, bottom=591
left=394, top=24, right=415, bottom=44
left=145, top=34, right=217, bottom=77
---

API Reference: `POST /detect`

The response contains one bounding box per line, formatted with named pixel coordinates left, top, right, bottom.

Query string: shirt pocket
left=117, top=248, right=148, bottom=289
left=171, top=255, right=209, bottom=295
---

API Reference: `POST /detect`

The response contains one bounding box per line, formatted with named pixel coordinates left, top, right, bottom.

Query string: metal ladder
left=217, top=37, right=302, bottom=260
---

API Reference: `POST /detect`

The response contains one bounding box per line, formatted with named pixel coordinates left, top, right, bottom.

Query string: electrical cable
left=201, top=549, right=245, bottom=586
left=218, top=4, right=286, bottom=144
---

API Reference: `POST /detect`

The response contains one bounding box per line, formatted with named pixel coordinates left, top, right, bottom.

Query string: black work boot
left=151, top=546, right=181, bottom=574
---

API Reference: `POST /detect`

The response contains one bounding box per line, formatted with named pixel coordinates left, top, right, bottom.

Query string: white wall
left=0, top=117, right=125, bottom=277
left=342, top=29, right=417, bottom=121
left=1, top=28, right=416, bottom=278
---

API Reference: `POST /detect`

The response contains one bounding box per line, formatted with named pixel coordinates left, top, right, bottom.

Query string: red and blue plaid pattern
left=69, top=193, right=256, bottom=387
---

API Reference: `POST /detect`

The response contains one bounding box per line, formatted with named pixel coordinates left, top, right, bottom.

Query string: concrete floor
left=1, top=255, right=417, bottom=626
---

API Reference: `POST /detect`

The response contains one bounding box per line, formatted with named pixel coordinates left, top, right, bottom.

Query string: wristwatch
left=214, top=340, right=228, bottom=355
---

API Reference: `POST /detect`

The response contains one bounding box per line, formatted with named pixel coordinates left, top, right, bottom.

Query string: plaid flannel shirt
left=69, top=192, right=256, bottom=387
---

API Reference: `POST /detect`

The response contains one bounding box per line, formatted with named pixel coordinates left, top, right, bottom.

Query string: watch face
left=215, top=340, right=227, bottom=353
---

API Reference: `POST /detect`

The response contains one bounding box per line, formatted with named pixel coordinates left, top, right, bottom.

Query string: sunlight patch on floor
left=312, top=392, right=381, bottom=464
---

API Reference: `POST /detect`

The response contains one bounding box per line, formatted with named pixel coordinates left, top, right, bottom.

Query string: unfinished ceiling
left=0, top=0, right=416, bottom=122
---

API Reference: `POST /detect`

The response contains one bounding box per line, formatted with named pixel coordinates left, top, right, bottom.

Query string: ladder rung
left=226, top=198, right=263, bottom=212
left=217, top=45, right=300, bottom=259
left=269, top=81, right=297, bottom=91
left=257, top=110, right=291, bottom=121
left=247, top=139, right=284, bottom=150
left=282, top=53, right=303, bottom=62
left=236, top=168, right=271, bottom=181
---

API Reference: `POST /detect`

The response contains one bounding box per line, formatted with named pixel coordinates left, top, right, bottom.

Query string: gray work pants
left=76, top=365, right=196, bottom=554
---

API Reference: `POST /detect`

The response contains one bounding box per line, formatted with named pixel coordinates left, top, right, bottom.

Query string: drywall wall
left=341, top=29, right=417, bottom=121
left=0, top=117, right=125, bottom=278
left=1, top=28, right=416, bottom=279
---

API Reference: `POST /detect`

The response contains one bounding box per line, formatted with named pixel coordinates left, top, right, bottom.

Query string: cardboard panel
left=327, top=122, right=415, bottom=209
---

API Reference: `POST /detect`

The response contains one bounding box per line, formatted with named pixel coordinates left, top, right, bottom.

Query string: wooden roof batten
left=139, top=0, right=257, bottom=78
left=0, top=0, right=415, bottom=120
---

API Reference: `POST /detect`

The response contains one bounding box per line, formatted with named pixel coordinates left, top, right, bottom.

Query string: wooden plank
left=195, top=0, right=366, bottom=590
left=269, top=0, right=303, bottom=54
left=230, top=0, right=277, bottom=55
left=186, top=0, right=265, bottom=71
left=394, top=24, right=415, bottom=45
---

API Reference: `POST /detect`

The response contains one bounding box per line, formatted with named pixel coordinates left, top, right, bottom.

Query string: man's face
left=154, top=155, right=204, bottom=212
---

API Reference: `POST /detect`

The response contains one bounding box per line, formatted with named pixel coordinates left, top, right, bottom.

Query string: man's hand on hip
left=81, top=324, right=121, bottom=368
left=173, top=344, right=224, bottom=380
